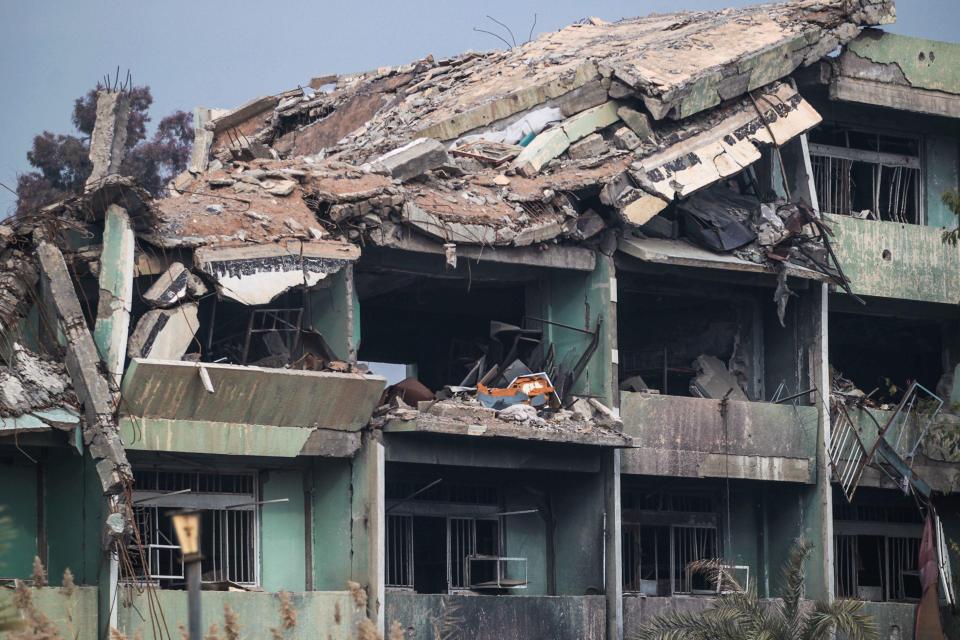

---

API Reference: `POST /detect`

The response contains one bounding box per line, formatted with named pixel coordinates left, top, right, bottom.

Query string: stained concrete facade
left=4, top=19, right=960, bottom=640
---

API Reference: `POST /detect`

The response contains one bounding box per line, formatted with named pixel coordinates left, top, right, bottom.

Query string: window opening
left=126, top=470, right=259, bottom=588
left=809, top=125, right=922, bottom=224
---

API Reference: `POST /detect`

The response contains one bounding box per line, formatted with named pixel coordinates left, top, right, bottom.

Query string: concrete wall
left=0, top=453, right=38, bottom=579
left=3, top=586, right=100, bottom=640
left=855, top=602, right=916, bottom=640
left=623, top=595, right=714, bottom=635
left=620, top=393, right=817, bottom=483
left=827, top=215, right=960, bottom=304
left=385, top=592, right=606, bottom=640
left=118, top=590, right=361, bottom=640
left=311, top=457, right=355, bottom=591
left=262, top=468, right=307, bottom=592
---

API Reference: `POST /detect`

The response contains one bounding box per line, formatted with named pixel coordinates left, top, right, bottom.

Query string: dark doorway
left=413, top=516, right=448, bottom=594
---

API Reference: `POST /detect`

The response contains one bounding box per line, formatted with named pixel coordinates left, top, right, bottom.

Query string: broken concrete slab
left=559, top=81, right=609, bottom=117
left=0, top=343, right=72, bottom=416
left=36, top=241, right=132, bottom=495
left=188, top=107, right=230, bottom=174
left=633, top=82, right=821, bottom=203
left=612, top=127, right=641, bottom=151
left=402, top=201, right=510, bottom=246
left=616, top=106, right=652, bottom=140
left=85, top=90, right=130, bottom=190
left=512, top=101, right=621, bottom=176
left=92, top=205, right=135, bottom=387
left=127, top=303, right=200, bottom=361
left=567, top=133, right=608, bottom=160
left=374, top=138, right=450, bottom=182
left=142, top=262, right=207, bottom=308
left=194, top=240, right=360, bottom=305
left=689, top=355, right=748, bottom=401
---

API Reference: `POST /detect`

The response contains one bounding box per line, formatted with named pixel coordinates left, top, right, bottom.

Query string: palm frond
left=803, top=599, right=878, bottom=640
left=778, top=538, right=812, bottom=630
left=687, top=558, right=743, bottom=593
left=631, top=608, right=743, bottom=640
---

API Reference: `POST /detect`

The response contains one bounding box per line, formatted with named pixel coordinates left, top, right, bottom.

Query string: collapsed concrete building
left=3, top=0, right=960, bottom=638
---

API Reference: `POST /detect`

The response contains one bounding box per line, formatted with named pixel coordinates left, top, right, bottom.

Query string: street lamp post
left=171, top=511, right=202, bottom=640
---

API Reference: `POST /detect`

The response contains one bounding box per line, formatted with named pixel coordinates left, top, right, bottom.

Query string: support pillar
left=604, top=448, right=623, bottom=640
left=351, top=430, right=385, bottom=632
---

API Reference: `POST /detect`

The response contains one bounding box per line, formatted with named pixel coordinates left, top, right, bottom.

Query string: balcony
left=827, top=215, right=960, bottom=305
left=385, top=592, right=606, bottom=640
left=119, top=358, right=385, bottom=457
left=619, top=392, right=819, bottom=483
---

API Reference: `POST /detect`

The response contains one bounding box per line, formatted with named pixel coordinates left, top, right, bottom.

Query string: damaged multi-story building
left=2, top=0, right=960, bottom=638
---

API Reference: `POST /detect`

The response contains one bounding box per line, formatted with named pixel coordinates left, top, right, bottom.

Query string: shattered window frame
left=127, top=469, right=261, bottom=588
left=833, top=497, right=924, bottom=603
left=809, top=123, right=924, bottom=224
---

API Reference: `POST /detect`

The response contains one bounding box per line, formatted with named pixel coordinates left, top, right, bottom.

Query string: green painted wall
left=44, top=448, right=102, bottom=586
left=724, top=485, right=760, bottom=592
left=553, top=472, right=605, bottom=595
left=926, top=135, right=960, bottom=229
left=847, top=30, right=960, bottom=95
left=827, top=214, right=960, bottom=304
left=262, top=469, right=307, bottom=592
left=0, top=454, right=37, bottom=578
left=118, top=590, right=361, bottom=640
left=308, top=266, right=358, bottom=361
left=0, top=586, right=99, bottom=640
left=503, top=486, right=549, bottom=596
left=311, top=458, right=354, bottom=590
left=535, top=255, right=614, bottom=404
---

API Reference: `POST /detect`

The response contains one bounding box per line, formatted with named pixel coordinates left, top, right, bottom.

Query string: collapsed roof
left=0, top=0, right=898, bottom=484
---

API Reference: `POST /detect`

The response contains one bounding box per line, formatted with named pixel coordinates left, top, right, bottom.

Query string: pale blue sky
left=1, top=0, right=955, bottom=215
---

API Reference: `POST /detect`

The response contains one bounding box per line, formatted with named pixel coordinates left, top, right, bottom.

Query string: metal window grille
left=834, top=534, right=921, bottom=602
left=809, top=131, right=922, bottom=224
left=127, top=470, right=259, bottom=588
left=241, top=308, right=303, bottom=364
left=673, top=526, right=718, bottom=595
left=622, top=524, right=717, bottom=596
left=448, top=518, right=499, bottom=591
left=386, top=515, right=414, bottom=589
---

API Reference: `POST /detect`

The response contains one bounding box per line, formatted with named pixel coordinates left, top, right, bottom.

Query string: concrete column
left=92, top=205, right=135, bottom=387
left=351, top=431, right=385, bottom=632
left=799, top=283, right=834, bottom=600
left=603, top=448, right=623, bottom=640
left=814, top=283, right=834, bottom=600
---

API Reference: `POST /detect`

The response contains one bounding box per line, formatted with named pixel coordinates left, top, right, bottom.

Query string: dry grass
left=356, top=618, right=382, bottom=640
left=204, top=623, right=221, bottom=640
left=11, top=580, right=60, bottom=640
left=347, top=582, right=367, bottom=610
left=30, top=558, right=46, bottom=588
left=387, top=620, right=405, bottom=640
left=59, top=570, right=75, bottom=598
left=223, top=603, right=241, bottom=640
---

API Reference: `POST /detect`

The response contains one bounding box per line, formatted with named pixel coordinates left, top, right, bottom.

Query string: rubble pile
left=0, top=0, right=901, bottom=477
left=130, top=0, right=892, bottom=282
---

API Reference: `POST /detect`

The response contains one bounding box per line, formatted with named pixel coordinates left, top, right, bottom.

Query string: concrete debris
left=0, top=343, right=73, bottom=417
left=374, top=138, right=451, bottom=181
left=85, top=90, right=130, bottom=190
left=194, top=240, right=360, bottom=305
left=612, top=127, right=641, bottom=151
left=142, top=262, right=207, bottom=308
left=127, top=303, right=200, bottom=360
left=0, top=248, right=38, bottom=335
left=689, top=354, right=749, bottom=401
left=36, top=241, right=132, bottom=495
left=567, top=133, right=608, bottom=160
left=616, top=106, right=652, bottom=140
